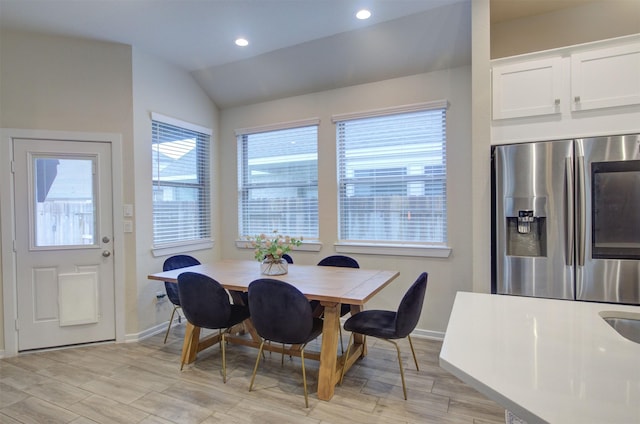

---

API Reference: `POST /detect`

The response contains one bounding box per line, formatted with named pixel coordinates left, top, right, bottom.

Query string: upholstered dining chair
left=314, top=255, right=360, bottom=352
left=247, top=278, right=324, bottom=408
left=340, top=272, right=428, bottom=400
left=162, top=254, right=201, bottom=343
left=177, top=272, right=250, bottom=382
left=282, top=253, right=294, bottom=264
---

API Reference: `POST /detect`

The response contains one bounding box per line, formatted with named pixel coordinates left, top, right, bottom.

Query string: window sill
left=235, top=239, right=322, bottom=252
left=151, top=240, right=214, bottom=258
left=335, top=242, right=451, bottom=258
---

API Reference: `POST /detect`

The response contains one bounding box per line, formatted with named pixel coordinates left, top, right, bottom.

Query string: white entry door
left=13, top=138, right=116, bottom=351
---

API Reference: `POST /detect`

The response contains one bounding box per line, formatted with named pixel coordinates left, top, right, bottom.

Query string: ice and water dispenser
left=504, top=197, right=547, bottom=257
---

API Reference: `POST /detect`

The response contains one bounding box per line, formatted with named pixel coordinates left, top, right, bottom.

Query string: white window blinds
left=335, top=106, right=447, bottom=244
left=152, top=116, right=211, bottom=246
left=237, top=124, right=318, bottom=239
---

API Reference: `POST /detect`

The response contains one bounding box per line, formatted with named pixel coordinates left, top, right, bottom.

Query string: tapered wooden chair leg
left=385, top=339, right=407, bottom=400
left=164, top=305, right=179, bottom=344
left=301, top=349, right=309, bottom=408
left=407, top=335, right=419, bottom=371
left=221, top=332, right=227, bottom=383
left=249, top=340, right=265, bottom=392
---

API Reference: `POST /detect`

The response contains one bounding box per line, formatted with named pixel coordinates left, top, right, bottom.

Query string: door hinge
left=15, top=319, right=19, bottom=331
left=13, top=239, right=17, bottom=252
left=10, top=160, right=15, bottom=173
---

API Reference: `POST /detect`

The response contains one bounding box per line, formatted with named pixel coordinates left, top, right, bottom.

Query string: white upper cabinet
left=571, top=42, right=640, bottom=111
left=491, top=35, right=640, bottom=145
left=492, top=57, right=563, bottom=120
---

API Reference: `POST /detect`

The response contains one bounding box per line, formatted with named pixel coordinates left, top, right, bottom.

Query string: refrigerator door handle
left=565, top=157, right=574, bottom=266
left=576, top=155, right=586, bottom=266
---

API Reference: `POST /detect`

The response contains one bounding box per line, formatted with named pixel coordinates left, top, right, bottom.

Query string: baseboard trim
left=125, top=321, right=444, bottom=343
left=125, top=319, right=184, bottom=343
left=412, top=328, right=445, bottom=341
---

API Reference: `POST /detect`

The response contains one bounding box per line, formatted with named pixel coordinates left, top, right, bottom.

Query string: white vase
left=260, top=257, right=288, bottom=275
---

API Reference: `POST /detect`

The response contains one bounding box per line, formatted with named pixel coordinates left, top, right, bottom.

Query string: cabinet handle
left=574, top=96, right=581, bottom=102
left=554, top=98, right=560, bottom=106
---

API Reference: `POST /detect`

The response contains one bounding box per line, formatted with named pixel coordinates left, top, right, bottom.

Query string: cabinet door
left=492, top=57, right=563, bottom=120
left=571, top=42, right=640, bottom=111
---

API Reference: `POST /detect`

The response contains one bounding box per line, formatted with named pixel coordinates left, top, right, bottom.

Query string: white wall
left=471, top=0, right=492, bottom=295
left=2, top=1, right=633, bottom=348
left=491, top=0, right=640, bottom=58
left=219, top=67, right=472, bottom=335
left=0, top=29, right=219, bottom=348
left=0, top=29, right=134, bottom=350
left=130, top=49, right=219, bottom=336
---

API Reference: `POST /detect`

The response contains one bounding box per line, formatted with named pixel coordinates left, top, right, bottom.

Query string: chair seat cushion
left=343, top=310, right=398, bottom=339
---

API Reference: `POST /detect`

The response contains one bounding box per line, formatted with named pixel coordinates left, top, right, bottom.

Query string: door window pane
left=34, top=157, right=96, bottom=247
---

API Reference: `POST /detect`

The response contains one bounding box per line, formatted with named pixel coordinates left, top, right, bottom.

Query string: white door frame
left=1, top=128, right=125, bottom=356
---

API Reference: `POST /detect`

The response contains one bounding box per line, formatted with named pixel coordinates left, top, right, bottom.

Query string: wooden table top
left=148, top=259, right=400, bottom=305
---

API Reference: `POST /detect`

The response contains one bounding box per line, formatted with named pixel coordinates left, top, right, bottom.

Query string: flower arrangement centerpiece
left=246, top=230, right=302, bottom=275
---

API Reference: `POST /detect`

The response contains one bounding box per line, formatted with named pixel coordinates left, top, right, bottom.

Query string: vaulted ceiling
left=0, top=0, right=597, bottom=108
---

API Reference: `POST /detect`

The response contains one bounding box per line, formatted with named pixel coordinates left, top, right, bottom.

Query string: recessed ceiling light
left=356, top=9, right=371, bottom=20
left=235, top=38, right=249, bottom=47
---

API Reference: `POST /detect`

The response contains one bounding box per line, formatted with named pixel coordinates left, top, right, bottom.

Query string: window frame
left=332, top=101, right=451, bottom=258
left=151, top=112, right=213, bottom=256
left=235, top=118, right=321, bottom=245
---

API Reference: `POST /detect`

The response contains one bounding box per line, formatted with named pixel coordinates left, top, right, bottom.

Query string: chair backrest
left=177, top=272, right=231, bottom=329
left=395, top=272, right=428, bottom=338
left=282, top=253, right=294, bottom=264
left=317, top=255, right=359, bottom=268
left=163, top=255, right=201, bottom=305
left=248, top=278, right=314, bottom=344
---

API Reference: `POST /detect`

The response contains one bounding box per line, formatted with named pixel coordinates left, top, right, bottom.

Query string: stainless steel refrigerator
left=492, top=134, right=640, bottom=305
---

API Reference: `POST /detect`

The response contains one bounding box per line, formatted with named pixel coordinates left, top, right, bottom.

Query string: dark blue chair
left=282, top=253, right=294, bottom=264
left=162, top=254, right=201, bottom=343
left=248, top=278, right=323, bottom=408
left=340, top=272, right=428, bottom=400
left=314, top=255, right=360, bottom=352
left=177, top=272, right=250, bottom=382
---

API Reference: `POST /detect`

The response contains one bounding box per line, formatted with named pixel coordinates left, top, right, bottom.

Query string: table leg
left=181, top=322, right=201, bottom=365
left=317, top=301, right=340, bottom=400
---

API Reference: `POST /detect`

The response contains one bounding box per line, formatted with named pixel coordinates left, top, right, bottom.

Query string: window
left=152, top=113, right=211, bottom=247
left=237, top=121, right=318, bottom=239
left=335, top=102, right=447, bottom=245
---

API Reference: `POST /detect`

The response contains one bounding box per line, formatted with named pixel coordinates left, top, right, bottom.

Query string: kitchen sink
left=600, top=311, right=640, bottom=344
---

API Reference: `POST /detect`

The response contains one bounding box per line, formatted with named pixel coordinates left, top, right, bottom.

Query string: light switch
left=123, top=204, right=134, bottom=217
left=123, top=220, right=133, bottom=233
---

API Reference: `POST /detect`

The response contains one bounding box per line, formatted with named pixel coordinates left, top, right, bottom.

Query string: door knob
left=102, top=250, right=111, bottom=257
left=102, top=236, right=111, bottom=243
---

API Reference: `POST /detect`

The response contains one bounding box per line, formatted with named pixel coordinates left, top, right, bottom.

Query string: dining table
left=147, top=259, right=399, bottom=401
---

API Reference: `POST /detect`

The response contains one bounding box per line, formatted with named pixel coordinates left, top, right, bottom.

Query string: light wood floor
left=0, top=324, right=506, bottom=424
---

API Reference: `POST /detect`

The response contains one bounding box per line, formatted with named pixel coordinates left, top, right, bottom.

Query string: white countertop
left=439, top=292, right=640, bottom=424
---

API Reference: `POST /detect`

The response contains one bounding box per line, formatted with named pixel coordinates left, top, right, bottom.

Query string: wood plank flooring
left=0, top=325, right=506, bottom=423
